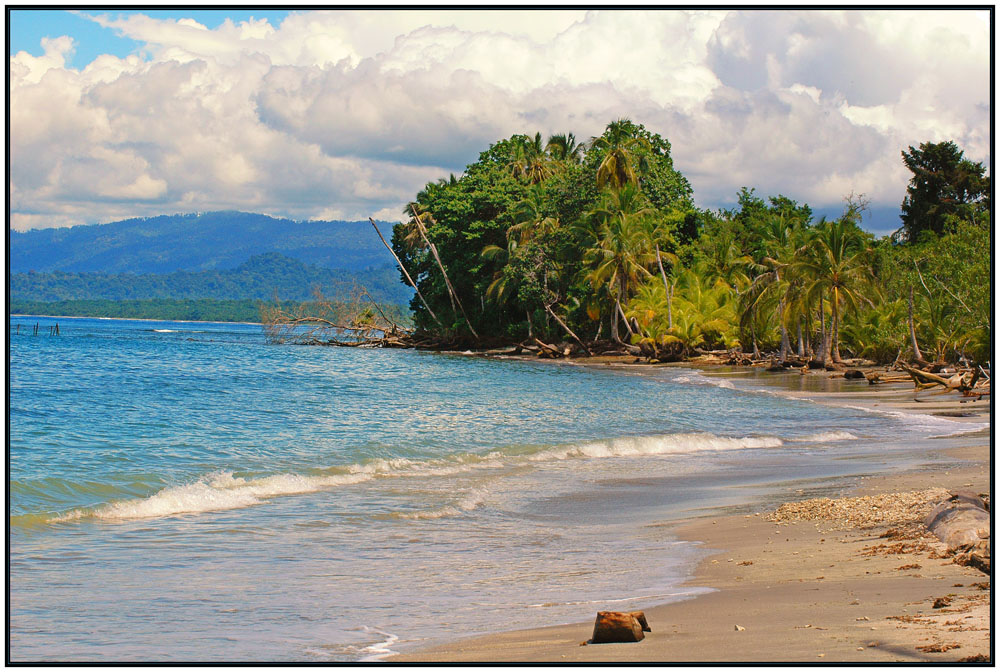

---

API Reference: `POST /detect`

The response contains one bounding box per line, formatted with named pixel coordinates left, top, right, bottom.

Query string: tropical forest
left=361, top=119, right=990, bottom=370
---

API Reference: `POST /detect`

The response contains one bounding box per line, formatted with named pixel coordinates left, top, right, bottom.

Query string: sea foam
left=52, top=429, right=854, bottom=523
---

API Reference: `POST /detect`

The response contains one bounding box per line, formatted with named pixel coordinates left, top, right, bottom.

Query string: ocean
left=8, top=316, right=986, bottom=661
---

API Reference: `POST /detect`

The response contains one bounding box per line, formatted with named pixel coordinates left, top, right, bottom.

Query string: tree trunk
left=655, top=244, right=673, bottom=329
left=796, top=317, right=805, bottom=358
left=831, top=288, right=842, bottom=364
left=410, top=205, right=480, bottom=340
left=750, top=305, right=760, bottom=358
left=909, top=285, right=924, bottom=362
left=819, top=294, right=832, bottom=366
left=778, top=300, right=790, bottom=362
left=526, top=310, right=533, bottom=338
left=617, top=299, right=636, bottom=338
left=369, top=218, right=444, bottom=330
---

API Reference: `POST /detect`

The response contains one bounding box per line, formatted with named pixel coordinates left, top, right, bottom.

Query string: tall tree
left=589, top=119, right=652, bottom=191
left=898, top=140, right=990, bottom=242
left=582, top=184, right=656, bottom=343
left=545, top=132, right=584, bottom=164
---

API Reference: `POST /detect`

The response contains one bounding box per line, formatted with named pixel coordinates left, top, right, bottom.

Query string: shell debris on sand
left=766, top=488, right=951, bottom=531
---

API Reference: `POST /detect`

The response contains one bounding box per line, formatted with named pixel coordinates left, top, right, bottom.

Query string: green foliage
left=870, top=213, right=991, bottom=363
left=393, top=125, right=989, bottom=365
left=898, top=141, right=990, bottom=242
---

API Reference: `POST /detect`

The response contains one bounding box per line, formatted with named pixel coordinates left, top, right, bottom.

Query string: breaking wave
left=46, top=429, right=860, bottom=524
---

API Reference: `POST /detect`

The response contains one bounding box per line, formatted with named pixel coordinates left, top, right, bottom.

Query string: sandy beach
left=394, top=363, right=992, bottom=663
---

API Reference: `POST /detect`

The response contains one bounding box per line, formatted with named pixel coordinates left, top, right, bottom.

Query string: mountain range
left=9, top=211, right=414, bottom=309
left=10, top=211, right=398, bottom=274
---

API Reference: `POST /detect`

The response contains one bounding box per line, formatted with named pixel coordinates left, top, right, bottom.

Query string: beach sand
left=394, top=362, right=991, bottom=663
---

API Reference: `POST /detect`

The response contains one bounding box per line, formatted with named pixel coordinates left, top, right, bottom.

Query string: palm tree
left=507, top=133, right=554, bottom=184
left=639, top=212, right=679, bottom=329
left=581, top=183, right=656, bottom=343
left=699, top=230, right=756, bottom=354
left=741, top=213, right=806, bottom=361
left=629, top=267, right=738, bottom=356
left=589, top=119, right=651, bottom=191
left=546, top=132, right=584, bottom=164
left=507, top=184, right=561, bottom=247
left=791, top=219, right=879, bottom=365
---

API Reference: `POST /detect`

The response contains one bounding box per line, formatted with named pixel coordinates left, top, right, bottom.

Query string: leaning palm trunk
left=544, top=303, right=592, bottom=356
left=908, top=285, right=925, bottom=362
left=655, top=244, right=673, bottom=329
left=617, top=300, right=636, bottom=338
left=831, top=289, right=842, bottom=364
left=778, top=300, right=791, bottom=362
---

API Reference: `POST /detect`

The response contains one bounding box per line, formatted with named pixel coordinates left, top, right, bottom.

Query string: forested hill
left=10, top=211, right=395, bottom=273
left=11, top=252, right=413, bottom=305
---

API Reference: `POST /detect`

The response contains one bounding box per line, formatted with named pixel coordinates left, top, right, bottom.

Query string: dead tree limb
left=409, top=205, right=480, bottom=340
left=543, top=303, right=592, bottom=356
left=369, top=217, right=444, bottom=330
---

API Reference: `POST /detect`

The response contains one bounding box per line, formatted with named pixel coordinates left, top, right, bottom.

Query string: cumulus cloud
left=8, top=8, right=990, bottom=231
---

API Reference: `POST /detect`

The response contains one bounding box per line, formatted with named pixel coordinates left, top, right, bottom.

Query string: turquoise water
left=8, top=316, right=985, bottom=661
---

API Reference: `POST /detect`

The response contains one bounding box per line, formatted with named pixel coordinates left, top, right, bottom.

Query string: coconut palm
left=840, top=299, right=907, bottom=362
left=581, top=183, right=657, bottom=343
left=507, top=184, right=561, bottom=247
left=791, top=218, right=879, bottom=365
left=630, top=267, right=739, bottom=356
left=589, top=118, right=651, bottom=191
left=545, top=132, right=584, bottom=164
left=740, top=212, right=807, bottom=361
left=507, top=132, right=554, bottom=184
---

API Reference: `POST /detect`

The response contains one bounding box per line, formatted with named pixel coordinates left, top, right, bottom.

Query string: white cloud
left=8, top=8, right=990, bottom=232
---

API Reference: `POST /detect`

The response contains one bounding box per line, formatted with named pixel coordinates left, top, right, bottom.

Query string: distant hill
left=9, top=211, right=400, bottom=273
left=11, top=252, right=413, bottom=306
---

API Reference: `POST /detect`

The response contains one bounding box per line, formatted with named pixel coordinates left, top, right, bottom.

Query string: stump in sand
left=591, top=611, right=645, bottom=643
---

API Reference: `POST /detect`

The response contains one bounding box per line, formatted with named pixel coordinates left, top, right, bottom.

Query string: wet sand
left=394, top=360, right=991, bottom=663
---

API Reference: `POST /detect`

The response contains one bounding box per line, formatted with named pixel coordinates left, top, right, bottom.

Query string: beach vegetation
left=391, top=123, right=989, bottom=365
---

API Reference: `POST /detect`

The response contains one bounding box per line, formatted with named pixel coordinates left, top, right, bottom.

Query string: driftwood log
left=924, top=491, right=991, bottom=575
left=925, top=491, right=990, bottom=549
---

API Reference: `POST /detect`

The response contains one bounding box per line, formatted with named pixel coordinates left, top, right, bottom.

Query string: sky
left=8, top=8, right=992, bottom=236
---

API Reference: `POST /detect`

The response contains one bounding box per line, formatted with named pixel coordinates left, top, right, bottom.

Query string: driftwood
left=533, top=337, right=564, bottom=358
left=925, top=491, right=991, bottom=568
left=901, top=365, right=988, bottom=398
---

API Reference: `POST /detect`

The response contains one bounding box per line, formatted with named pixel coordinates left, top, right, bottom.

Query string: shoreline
left=393, top=361, right=992, bottom=663
left=10, top=313, right=266, bottom=327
